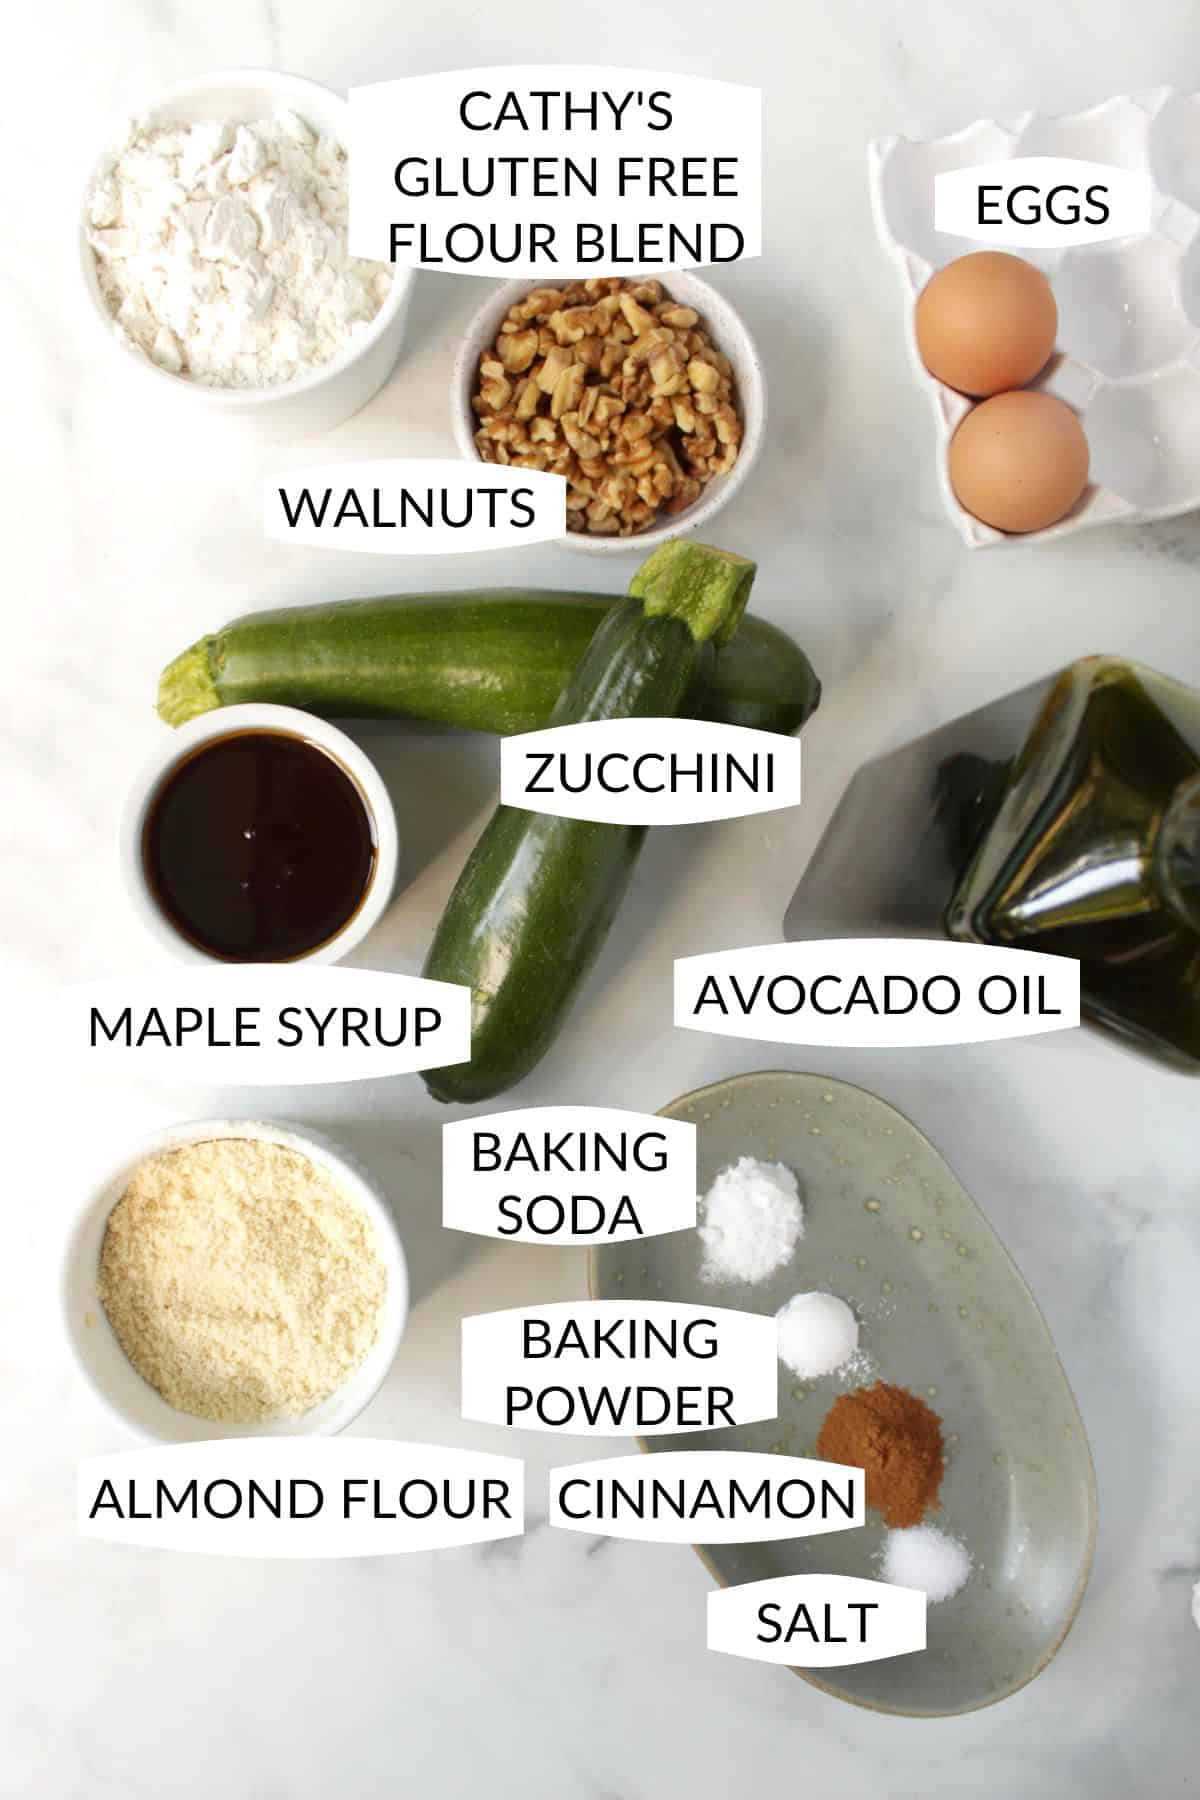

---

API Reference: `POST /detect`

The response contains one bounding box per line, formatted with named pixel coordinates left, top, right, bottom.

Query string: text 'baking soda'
left=442, top=1106, right=697, bottom=1245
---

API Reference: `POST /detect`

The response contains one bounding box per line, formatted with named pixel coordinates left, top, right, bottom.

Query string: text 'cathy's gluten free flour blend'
left=97, top=1137, right=386, bottom=1423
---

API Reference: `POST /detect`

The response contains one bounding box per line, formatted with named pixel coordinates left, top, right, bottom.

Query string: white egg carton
left=868, top=88, right=1200, bottom=546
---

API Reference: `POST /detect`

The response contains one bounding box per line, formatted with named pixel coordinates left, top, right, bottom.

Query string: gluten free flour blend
left=88, top=112, right=391, bottom=386
left=97, top=1137, right=387, bottom=1423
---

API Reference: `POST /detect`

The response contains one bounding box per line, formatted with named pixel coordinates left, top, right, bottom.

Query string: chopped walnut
left=469, top=276, right=743, bottom=538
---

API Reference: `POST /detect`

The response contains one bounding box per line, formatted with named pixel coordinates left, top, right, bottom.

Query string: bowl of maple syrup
left=121, top=705, right=399, bottom=964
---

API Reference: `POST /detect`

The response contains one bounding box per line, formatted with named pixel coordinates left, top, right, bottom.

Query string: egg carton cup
left=868, top=88, right=1200, bottom=546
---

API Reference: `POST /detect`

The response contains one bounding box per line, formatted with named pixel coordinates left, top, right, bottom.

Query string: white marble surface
left=7, top=2, right=1200, bottom=1795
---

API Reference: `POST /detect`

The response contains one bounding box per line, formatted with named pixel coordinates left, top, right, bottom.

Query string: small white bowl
left=62, top=1118, right=409, bottom=1442
left=80, top=68, right=413, bottom=437
left=120, top=703, right=399, bottom=965
left=451, top=272, right=766, bottom=554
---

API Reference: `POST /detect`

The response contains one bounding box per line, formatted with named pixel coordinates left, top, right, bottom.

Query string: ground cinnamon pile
left=816, top=1381, right=945, bottom=1527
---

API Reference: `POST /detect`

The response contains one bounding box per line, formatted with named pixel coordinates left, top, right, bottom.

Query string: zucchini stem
left=158, top=638, right=222, bottom=726
left=628, top=540, right=757, bottom=647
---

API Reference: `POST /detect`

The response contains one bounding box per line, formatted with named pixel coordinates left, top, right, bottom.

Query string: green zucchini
left=422, top=541, right=757, bottom=1105
left=158, top=590, right=819, bottom=739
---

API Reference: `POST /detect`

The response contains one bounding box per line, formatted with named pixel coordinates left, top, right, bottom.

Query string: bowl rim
left=62, top=1115, right=410, bottom=1443
left=78, top=66, right=413, bottom=409
left=450, top=270, right=766, bottom=554
left=587, top=1067, right=1099, bottom=1718
left=119, top=701, right=399, bottom=966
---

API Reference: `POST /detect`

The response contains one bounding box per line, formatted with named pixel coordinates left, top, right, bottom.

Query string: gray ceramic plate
left=589, top=1070, right=1096, bottom=1716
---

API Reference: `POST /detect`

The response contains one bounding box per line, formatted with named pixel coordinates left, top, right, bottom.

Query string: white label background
left=708, top=1574, right=927, bottom=1667
left=500, top=719, right=801, bottom=825
left=934, top=157, right=1152, bottom=247
left=54, top=966, right=472, bottom=1085
left=549, top=1451, right=864, bottom=1543
left=443, top=1106, right=697, bottom=1245
left=78, top=1440, right=525, bottom=1558
left=461, top=1301, right=778, bottom=1436
left=349, top=67, right=762, bottom=276
left=264, top=460, right=566, bottom=554
left=674, top=939, right=1080, bottom=1047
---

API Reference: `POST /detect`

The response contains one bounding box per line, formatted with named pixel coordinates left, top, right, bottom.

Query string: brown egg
left=915, top=252, right=1058, bottom=397
left=949, top=391, right=1089, bottom=534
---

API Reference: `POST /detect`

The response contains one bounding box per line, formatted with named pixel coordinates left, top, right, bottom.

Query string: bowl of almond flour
left=78, top=69, right=413, bottom=434
left=63, top=1119, right=409, bottom=1441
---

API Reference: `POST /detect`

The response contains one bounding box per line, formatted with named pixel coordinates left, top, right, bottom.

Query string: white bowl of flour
left=79, top=68, right=414, bottom=435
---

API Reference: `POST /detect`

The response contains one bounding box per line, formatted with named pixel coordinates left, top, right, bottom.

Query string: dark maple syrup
left=144, top=730, right=376, bottom=961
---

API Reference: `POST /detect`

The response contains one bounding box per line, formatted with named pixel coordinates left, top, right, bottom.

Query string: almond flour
left=97, top=1136, right=387, bottom=1423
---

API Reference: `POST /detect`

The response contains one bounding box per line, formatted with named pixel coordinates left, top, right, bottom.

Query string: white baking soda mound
left=882, top=1525, right=972, bottom=1603
left=698, top=1156, right=804, bottom=1284
left=775, top=1291, right=860, bottom=1379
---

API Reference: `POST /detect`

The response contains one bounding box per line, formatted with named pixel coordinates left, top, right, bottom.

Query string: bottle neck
left=1156, top=773, right=1200, bottom=933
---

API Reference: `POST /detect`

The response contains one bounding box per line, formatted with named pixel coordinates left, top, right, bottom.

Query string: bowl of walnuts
left=452, top=272, right=764, bottom=552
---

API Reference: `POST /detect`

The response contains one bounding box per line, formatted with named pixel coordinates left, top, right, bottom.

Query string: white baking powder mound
left=881, top=1525, right=972, bottom=1603
left=698, top=1156, right=803, bottom=1285
left=776, top=1291, right=859, bottom=1379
